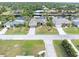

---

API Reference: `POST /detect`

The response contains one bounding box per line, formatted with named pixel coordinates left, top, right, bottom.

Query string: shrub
left=62, top=39, right=77, bottom=57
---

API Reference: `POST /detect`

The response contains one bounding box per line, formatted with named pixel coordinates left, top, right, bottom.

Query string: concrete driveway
left=44, top=39, right=56, bottom=57
left=28, top=27, right=35, bottom=35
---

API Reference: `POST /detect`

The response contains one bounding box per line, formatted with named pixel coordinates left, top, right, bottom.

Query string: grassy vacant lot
left=36, top=26, right=58, bottom=35
left=5, top=26, right=29, bottom=35
left=53, top=40, right=68, bottom=57
left=0, top=40, right=45, bottom=57
left=63, top=27, right=79, bottom=34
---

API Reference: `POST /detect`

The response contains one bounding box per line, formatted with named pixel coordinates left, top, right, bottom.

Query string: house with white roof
left=31, top=10, right=47, bottom=27
left=29, top=15, right=47, bottom=27
left=72, top=18, right=79, bottom=27
left=34, top=16, right=47, bottom=24
left=53, top=16, right=71, bottom=25
left=34, top=10, right=44, bottom=16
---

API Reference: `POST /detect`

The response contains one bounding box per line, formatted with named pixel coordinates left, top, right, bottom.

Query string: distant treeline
left=0, top=2, right=79, bottom=18
left=0, top=2, right=79, bottom=10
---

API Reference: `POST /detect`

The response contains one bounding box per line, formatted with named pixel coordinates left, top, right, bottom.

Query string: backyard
left=0, top=40, right=45, bottom=57
left=36, top=26, right=58, bottom=35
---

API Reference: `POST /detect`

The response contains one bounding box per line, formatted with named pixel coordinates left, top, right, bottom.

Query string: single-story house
left=34, top=10, right=44, bottom=16
left=34, top=10, right=44, bottom=13
left=72, top=18, right=79, bottom=27
left=4, top=17, right=25, bottom=28
left=4, top=21, right=11, bottom=28
left=29, top=18, right=37, bottom=27
left=34, top=9, right=58, bottom=16
left=53, top=16, right=71, bottom=27
left=34, top=16, right=47, bottom=24
left=29, top=16, right=47, bottom=27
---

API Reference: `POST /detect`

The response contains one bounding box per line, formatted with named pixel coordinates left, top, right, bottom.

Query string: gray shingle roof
left=4, top=17, right=25, bottom=27
left=72, top=19, right=79, bottom=25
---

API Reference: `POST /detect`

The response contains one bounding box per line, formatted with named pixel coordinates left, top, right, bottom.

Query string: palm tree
left=42, top=6, right=53, bottom=31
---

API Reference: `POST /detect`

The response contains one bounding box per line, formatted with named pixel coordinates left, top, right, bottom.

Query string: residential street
left=0, top=35, right=79, bottom=40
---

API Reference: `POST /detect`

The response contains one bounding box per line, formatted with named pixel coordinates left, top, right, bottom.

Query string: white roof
left=35, top=10, right=44, bottom=13
left=35, top=16, right=46, bottom=23
left=4, top=19, right=25, bottom=26
left=72, top=18, right=79, bottom=22
left=53, top=17, right=70, bottom=25
left=29, top=18, right=37, bottom=26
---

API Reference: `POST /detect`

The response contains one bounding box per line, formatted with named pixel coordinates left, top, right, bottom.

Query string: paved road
left=0, top=35, right=60, bottom=40
left=0, top=35, right=79, bottom=40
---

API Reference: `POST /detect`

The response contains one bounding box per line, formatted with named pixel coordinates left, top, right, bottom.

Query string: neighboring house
left=34, top=16, right=47, bottom=24
left=72, top=18, right=79, bottom=27
left=49, top=8, right=59, bottom=13
left=34, top=10, right=44, bottom=13
left=29, top=16, right=47, bottom=27
left=31, top=10, right=47, bottom=27
left=34, top=9, right=61, bottom=16
left=34, top=10, right=47, bottom=22
left=4, top=17, right=25, bottom=28
left=34, top=10, right=44, bottom=16
left=4, top=21, right=11, bottom=28
left=29, top=18, right=37, bottom=27
left=53, top=17, right=71, bottom=26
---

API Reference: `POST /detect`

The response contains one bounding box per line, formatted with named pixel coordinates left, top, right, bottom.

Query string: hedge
left=61, top=39, right=77, bottom=57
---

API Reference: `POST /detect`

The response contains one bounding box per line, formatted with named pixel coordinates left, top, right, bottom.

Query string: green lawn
left=5, top=26, right=29, bottom=35
left=0, top=28, right=3, bottom=31
left=53, top=40, right=68, bottom=57
left=36, top=26, right=58, bottom=35
left=63, top=27, right=79, bottom=34
left=0, top=40, right=45, bottom=57
left=71, top=40, right=79, bottom=50
left=0, top=25, right=3, bottom=31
